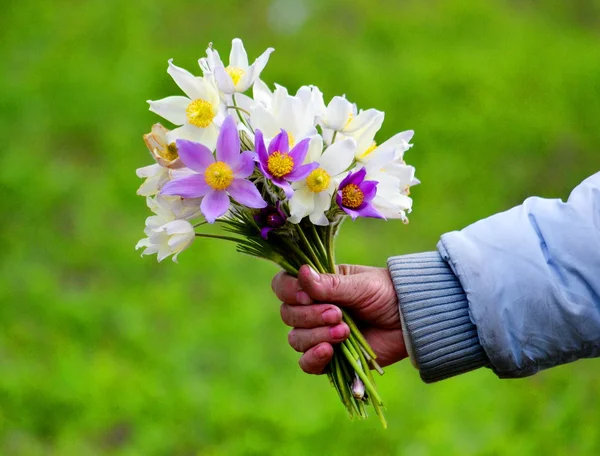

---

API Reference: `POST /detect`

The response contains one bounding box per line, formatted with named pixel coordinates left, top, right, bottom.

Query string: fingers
left=288, top=323, right=349, bottom=352
left=299, top=342, right=334, bottom=375
left=280, top=303, right=342, bottom=328
left=271, top=271, right=309, bottom=304
left=297, top=264, right=369, bottom=305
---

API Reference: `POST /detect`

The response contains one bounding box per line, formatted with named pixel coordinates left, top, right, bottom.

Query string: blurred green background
left=1, top=0, right=600, bottom=454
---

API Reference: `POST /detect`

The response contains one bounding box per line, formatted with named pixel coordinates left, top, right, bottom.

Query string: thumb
left=297, top=264, right=370, bottom=307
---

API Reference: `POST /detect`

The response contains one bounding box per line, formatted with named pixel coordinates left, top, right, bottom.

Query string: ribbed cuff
left=387, top=252, right=489, bottom=383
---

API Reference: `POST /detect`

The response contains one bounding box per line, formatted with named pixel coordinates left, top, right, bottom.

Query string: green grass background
left=1, top=0, right=600, bottom=454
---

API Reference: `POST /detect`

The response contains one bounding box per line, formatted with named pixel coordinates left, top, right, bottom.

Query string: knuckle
left=328, top=274, right=342, bottom=292
left=337, top=264, right=351, bottom=275
left=288, top=330, right=302, bottom=352
left=279, top=303, right=290, bottom=325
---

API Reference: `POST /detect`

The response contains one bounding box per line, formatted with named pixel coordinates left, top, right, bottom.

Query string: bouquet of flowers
left=136, top=38, right=418, bottom=427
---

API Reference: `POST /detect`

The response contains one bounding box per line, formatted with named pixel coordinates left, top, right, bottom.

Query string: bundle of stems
left=205, top=209, right=387, bottom=428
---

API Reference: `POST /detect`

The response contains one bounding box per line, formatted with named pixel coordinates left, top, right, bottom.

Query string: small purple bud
left=352, top=376, right=365, bottom=399
left=267, top=213, right=285, bottom=227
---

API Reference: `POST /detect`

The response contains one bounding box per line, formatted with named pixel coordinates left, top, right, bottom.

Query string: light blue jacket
left=388, top=172, right=600, bottom=382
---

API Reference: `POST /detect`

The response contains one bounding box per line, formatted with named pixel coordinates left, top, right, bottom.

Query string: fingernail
left=322, top=308, right=340, bottom=325
left=308, top=266, right=320, bottom=282
left=329, top=324, right=348, bottom=340
left=296, top=291, right=312, bottom=305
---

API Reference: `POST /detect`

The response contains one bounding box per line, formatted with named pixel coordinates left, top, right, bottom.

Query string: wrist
left=387, top=251, right=490, bottom=383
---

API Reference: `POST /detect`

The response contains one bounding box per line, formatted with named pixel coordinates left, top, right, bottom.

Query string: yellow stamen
left=344, top=112, right=354, bottom=128
left=186, top=99, right=216, bottom=128
left=226, top=66, right=245, bottom=86
left=205, top=161, right=233, bottom=190
left=306, top=168, right=331, bottom=193
left=359, top=141, right=378, bottom=159
left=341, top=184, right=364, bottom=208
left=159, top=142, right=179, bottom=162
left=267, top=152, right=294, bottom=178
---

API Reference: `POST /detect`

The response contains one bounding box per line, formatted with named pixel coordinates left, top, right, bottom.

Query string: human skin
left=271, top=264, right=408, bottom=374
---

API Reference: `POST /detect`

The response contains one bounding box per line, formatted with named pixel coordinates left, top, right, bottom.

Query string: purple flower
left=336, top=167, right=385, bottom=220
left=256, top=129, right=318, bottom=198
left=254, top=202, right=287, bottom=239
left=161, top=116, right=267, bottom=223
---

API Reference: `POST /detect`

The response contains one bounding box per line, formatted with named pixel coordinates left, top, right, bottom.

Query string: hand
left=272, top=264, right=407, bottom=374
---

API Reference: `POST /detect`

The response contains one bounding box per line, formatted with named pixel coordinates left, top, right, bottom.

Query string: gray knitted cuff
left=387, top=252, right=489, bottom=383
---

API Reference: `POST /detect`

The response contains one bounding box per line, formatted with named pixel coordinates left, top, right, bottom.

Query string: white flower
left=147, top=60, right=225, bottom=150
left=362, top=155, right=417, bottom=222
left=136, top=219, right=195, bottom=262
left=250, top=82, right=320, bottom=145
left=320, top=96, right=383, bottom=136
left=136, top=164, right=169, bottom=196
left=354, top=128, right=414, bottom=164
left=289, top=137, right=356, bottom=225
left=136, top=195, right=200, bottom=262
left=199, top=38, right=274, bottom=94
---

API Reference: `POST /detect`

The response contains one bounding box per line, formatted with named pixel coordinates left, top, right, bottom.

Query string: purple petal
left=228, top=179, right=267, bottom=208
left=216, top=116, right=240, bottom=164
left=286, top=162, right=319, bottom=181
left=341, top=206, right=360, bottom=220
left=272, top=179, right=294, bottom=199
left=335, top=191, right=344, bottom=210
left=360, top=180, right=378, bottom=201
left=255, top=129, right=269, bottom=170
left=348, top=167, right=367, bottom=186
left=356, top=202, right=385, bottom=219
left=176, top=140, right=214, bottom=173
left=201, top=189, right=230, bottom=223
left=232, top=151, right=256, bottom=179
left=260, top=227, right=273, bottom=240
left=288, top=138, right=311, bottom=166
left=268, top=130, right=289, bottom=155
left=161, top=175, right=210, bottom=198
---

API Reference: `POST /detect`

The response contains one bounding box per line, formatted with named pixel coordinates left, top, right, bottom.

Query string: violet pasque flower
left=256, top=129, right=318, bottom=198
left=254, top=202, right=287, bottom=239
left=336, top=167, right=384, bottom=220
left=161, top=116, right=266, bottom=223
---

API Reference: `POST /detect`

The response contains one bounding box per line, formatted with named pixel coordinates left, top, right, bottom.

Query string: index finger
left=272, top=271, right=304, bottom=304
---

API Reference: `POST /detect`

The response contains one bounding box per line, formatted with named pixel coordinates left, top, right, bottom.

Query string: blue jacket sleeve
left=438, top=172, right=600, bottom=378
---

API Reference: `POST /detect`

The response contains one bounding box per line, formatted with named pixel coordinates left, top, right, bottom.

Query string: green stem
left=226, top=105, right=251, bottom=116
left=342, top=309, right=377, bottom=360
left=309, top=225, right=328, bottom=265
left=340, top=344, right=383, bottom=406
left=325, top=224, right=336, bottom=273
left=295, top=225, right=327, bottom=273
left=195, top=233, right=250, bottom=244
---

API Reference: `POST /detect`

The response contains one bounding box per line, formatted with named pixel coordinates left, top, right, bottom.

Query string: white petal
left=306, top=135, right=323, bottom=163
left=344, top=109, right=384, bottom=134
left=250, top=106, right=279, bottom=138
left=323, top=96, right=353, bottom=131
left=229, top=38, right=249, bottom=68
left=214, top=66, right=235, bottom=94
left=253, top=79, right=273, bottom=108
left=320, top=138, right=356, bottom=176
left=167, top=59, right=205, bottom=100
left=167, top=123, right=220, bottom=150
left=309, top=192, right=331, bottom=226
left=136, top=163, right=162, bottom=179
left=237, top=47, right=274, bottom=92
left=147, top=96, right=189, bottom=125
left=288, top=187, right=314, bottom=223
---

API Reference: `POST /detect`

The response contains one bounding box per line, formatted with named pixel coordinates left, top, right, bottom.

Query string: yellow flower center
left=160, top=142, right=179, bottom=162
left=186, top=99, right=216, bottom=128
left=205, top=161, right=234, bottom=190
left=226, top=66, right=245, bottom=86
left=359, top=141, right=378, bottom=159
left=341, top=184, right=365, bottom=208
left=306, top=168, right=331, bottom=193
left=267, top=152, right=294, bottom=178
